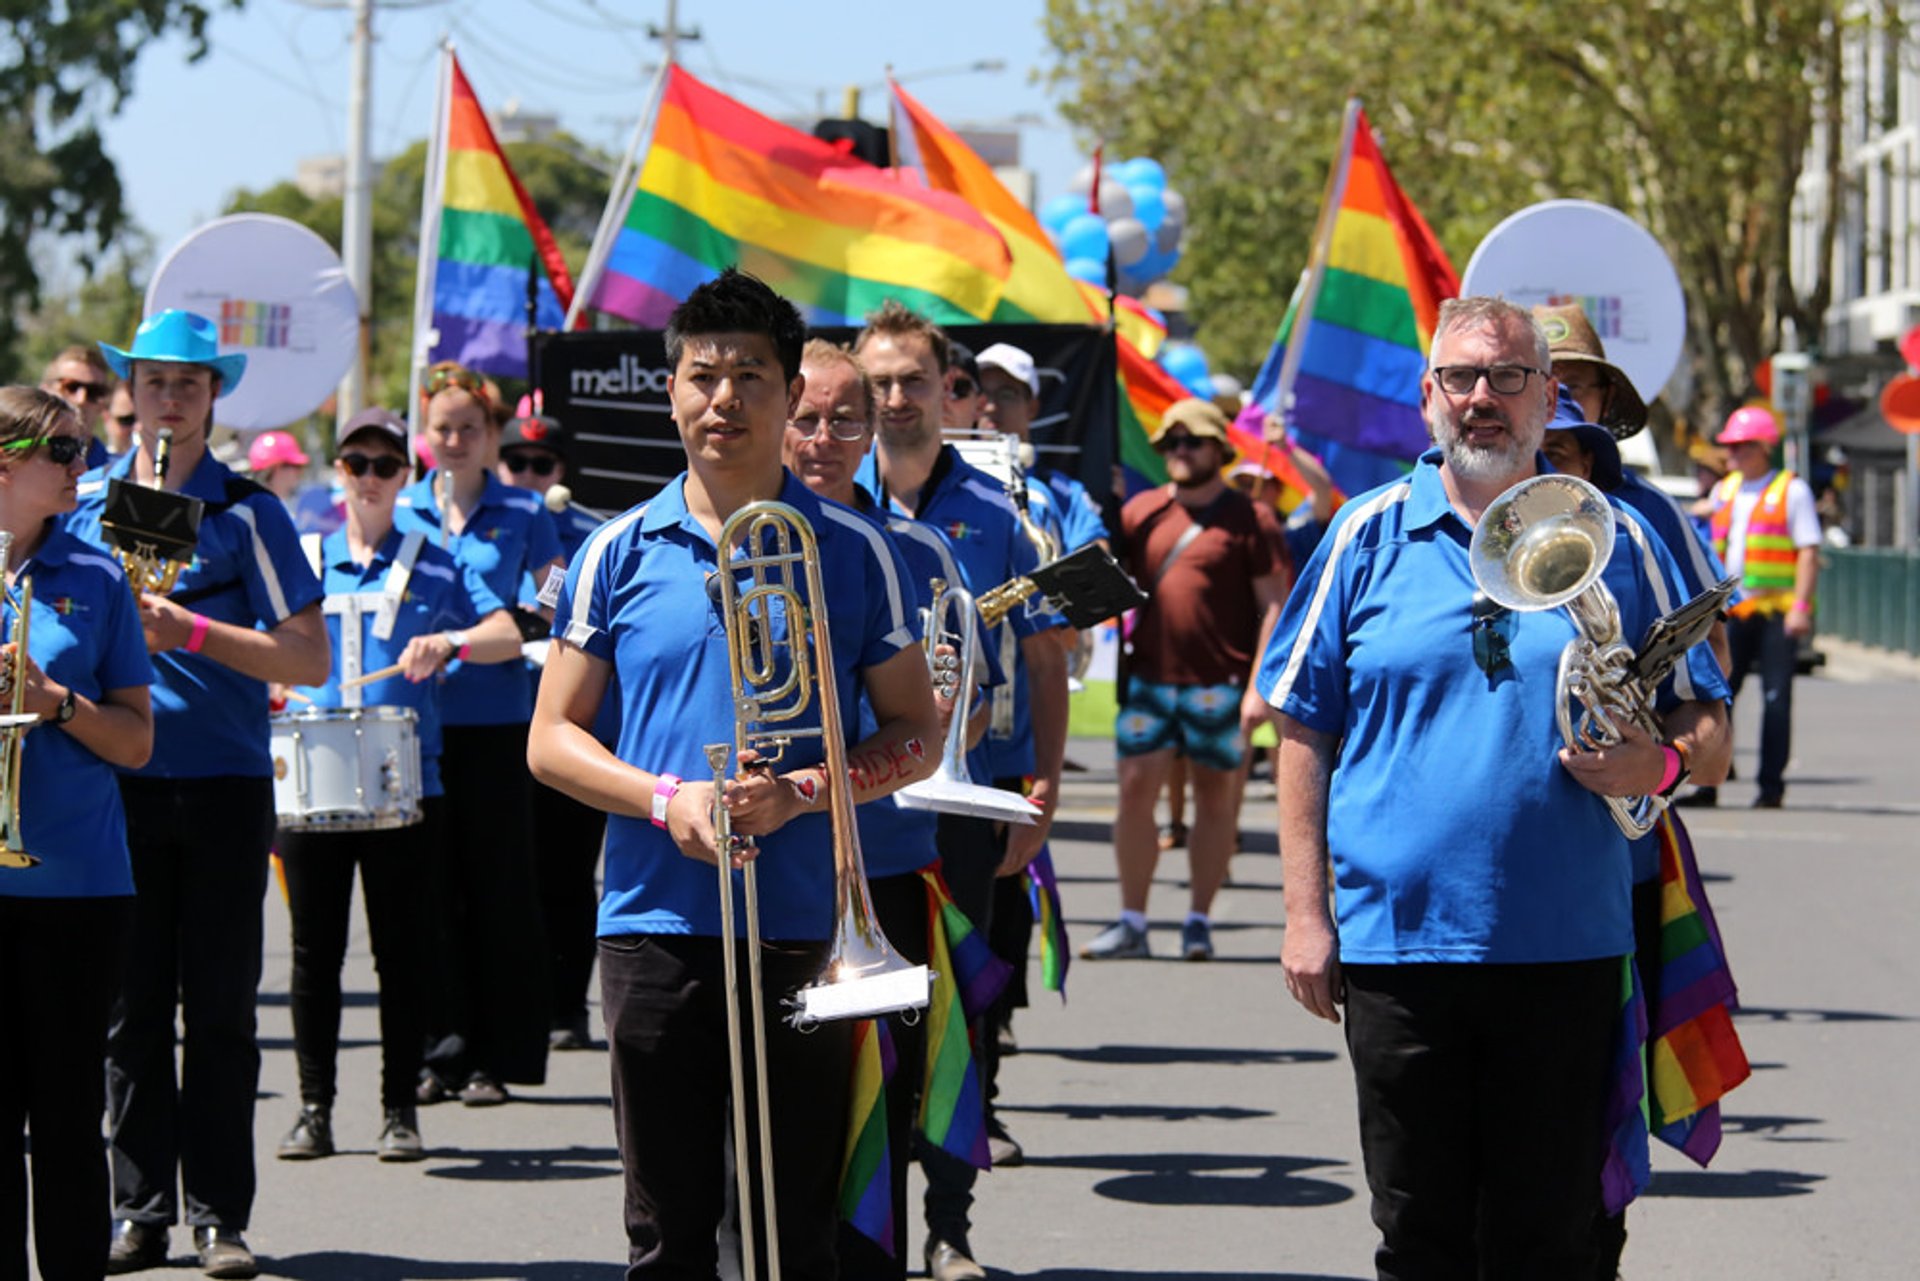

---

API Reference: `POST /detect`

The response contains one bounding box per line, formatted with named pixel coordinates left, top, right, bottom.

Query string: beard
left=1432, top=403, right=1539, bottom=483
left=1169, top=452, right=1222, bottom=490
left=877, top=408, right=935, bottom=453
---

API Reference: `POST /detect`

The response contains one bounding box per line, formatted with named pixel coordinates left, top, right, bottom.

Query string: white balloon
left=1209, top=372, right=1244, bottom=401
left=1096, top=179, right=1134, bottom=220
left=1108, top=217, right=1150, bottom=267
left=1160, top=189, right=1187, bottom=222
left=1068, top=163, right=1098, bottom=195
left=1155, top=217, right=1185, bottom=256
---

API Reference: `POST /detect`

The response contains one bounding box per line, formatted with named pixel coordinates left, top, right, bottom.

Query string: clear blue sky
left=97, top=0, right=1091, bottom=272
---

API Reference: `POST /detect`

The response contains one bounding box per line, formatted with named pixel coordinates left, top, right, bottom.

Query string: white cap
left=975, top=342, right=1038, bottom=396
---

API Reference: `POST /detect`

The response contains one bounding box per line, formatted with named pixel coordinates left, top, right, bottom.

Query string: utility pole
left=337, top=0, right=375, bottom=434
left=647, top=0, right=699, bottom=66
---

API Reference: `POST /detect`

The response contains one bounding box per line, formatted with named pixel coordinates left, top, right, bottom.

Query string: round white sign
left=146, top=213, right=360, bottom=432
left=1460, top=200, right=1687, bottom=402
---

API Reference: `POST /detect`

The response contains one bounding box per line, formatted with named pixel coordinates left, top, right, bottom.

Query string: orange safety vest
left=1710, top=470, right=1802, bottom=617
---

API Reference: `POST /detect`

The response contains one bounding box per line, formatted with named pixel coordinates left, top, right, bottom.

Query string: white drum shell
left=271, top=707, right=423, bottom=832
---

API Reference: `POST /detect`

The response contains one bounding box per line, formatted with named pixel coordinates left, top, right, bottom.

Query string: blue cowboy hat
left=1545, top=386, right=1623, bottom=490
left=99, top=310, right=247, bottom=397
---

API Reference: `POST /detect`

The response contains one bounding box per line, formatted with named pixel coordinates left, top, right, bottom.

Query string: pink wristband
left=1656, top=745, right=1683, bottom=795
left=185, top=612, right=211, bottom=654
left=651, top=774, right=682, bottom=829
left=456, top=642, right=472, bottom=661
left=1789, top=599, right=1812, bottom=615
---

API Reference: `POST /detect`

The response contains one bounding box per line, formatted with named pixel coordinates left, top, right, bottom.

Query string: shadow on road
left=1735, top=1005, right=1915, bottom=1023
left=1644, top=1167, right=1825, bottom=1198
left=1720, top=1113, right=1831, bottom=1142
left=1022, top=1151, right=1355, bottom=1209
left=423, top=1144, right=621, bottom=1182
left=1002, top=1273, right=1365, bottom=1281
left=1024, top=1044, right=1336, bottom=1068
left=1001, top=1101, right=1275, bottom=1122
left=266, top=1253, right=622, bottom=1280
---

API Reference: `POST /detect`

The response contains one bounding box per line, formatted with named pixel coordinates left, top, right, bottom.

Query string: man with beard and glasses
left=1257, top=296, right=1732, bottom=1279
left=1085, top=397, right=1291, bottom=962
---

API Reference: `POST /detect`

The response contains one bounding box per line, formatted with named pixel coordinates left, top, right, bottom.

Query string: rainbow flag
left=1024, top=848, right=1072, bottom=997
left=838, top=1018, right=896, bottom=1251
left=919, top=871, right=994, bottom=1169
left=924, top=868, right=1012, bottom=1021
left=1601, top=953, right=1652, bottom=1215
left=589, top=67, right=1010, bottom=328
left=427, top=51, right=575, bottom=377
left=1245, top=103, right=1458, bottom=498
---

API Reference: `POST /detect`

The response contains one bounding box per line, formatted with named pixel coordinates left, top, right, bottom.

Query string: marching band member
left=528, top=269, right=937, bottom=1280
left=66, top=311, right=329, bottom=1280
left=272, top=408, right=522, bottom=1166
left=398, top=363, right=565, bottom=1107
left=0, top=387, right=153, bottom=1281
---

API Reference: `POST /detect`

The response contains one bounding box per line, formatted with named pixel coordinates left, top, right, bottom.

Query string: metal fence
left=1821, top=548, right=1920, bottom=656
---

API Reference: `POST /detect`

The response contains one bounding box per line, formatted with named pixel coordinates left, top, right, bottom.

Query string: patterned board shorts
left=1115, top=678, right=1246, bottom=772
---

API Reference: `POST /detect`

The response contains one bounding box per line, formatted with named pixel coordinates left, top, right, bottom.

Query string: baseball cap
left=248, top=430, right=309, bottom=472
left=976, top=342, right=1038, bottom=396
left=1153, top=397, right=1232, bottom=445
left=335, top=407, right=406, bottom=450
left=502, top=414, right=566, bottom=455
left=946, top=339, right=982, bottom=385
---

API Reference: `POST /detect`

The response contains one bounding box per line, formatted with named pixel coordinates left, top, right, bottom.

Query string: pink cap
left=1717, top=406, right=1780, bottom=446
left=248, top=430, right=310, bottom=472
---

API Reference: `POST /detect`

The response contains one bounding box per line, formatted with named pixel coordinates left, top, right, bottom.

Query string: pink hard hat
left=248, top=430, right=310, bottom=472
left=1717, top=405, right=1780, bottom=446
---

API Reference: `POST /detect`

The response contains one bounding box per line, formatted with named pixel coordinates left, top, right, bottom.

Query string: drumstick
left=338, top=662, right=407, bottom=691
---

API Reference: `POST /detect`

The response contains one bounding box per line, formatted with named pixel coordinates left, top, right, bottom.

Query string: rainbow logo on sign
left=220, top=300, right=293, bottom=349
left=1546, top=293, right=1624, bottom=339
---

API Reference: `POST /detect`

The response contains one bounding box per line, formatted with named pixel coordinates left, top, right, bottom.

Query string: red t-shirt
left=1120, top=485, right=1292, bottom=686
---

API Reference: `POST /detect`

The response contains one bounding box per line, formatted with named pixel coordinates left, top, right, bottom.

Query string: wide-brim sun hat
left=1533, top=303, right=1647, bottom=442
left=99, top=309, right=247, bottom=397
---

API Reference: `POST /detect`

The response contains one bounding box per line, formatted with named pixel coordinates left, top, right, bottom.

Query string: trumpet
left=894, top=577, right=1040, bottom=825
left=1, top=531, right=40, bottom=868
left=1468, top=473, right=1667, bottom=839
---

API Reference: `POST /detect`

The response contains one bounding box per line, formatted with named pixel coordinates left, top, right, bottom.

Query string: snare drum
left=271, top=707, right=423, bottom=832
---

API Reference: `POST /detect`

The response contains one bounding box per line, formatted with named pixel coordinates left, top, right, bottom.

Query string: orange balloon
left=1879, top=372, right=1920, bottom=434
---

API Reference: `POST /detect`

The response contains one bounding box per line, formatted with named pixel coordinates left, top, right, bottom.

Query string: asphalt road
left=161, top=648, right=1919, bottom=1279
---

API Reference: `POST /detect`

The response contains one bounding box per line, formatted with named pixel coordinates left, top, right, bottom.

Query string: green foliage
left=1044, top=0, right=1855, bottom=423
left=0, top=1, right=235, bottom=369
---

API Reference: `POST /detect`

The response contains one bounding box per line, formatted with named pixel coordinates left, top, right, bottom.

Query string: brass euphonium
left=1468, top=473, right=1668, bottom=839
left=894, top=578, right=1040, bottom=825
left=0, top=530, right=40, bottom=868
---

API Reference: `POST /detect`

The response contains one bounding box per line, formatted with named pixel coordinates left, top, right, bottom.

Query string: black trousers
left=837, top=869, right=934, bottom=1280
left=279, top=798, right=442, bottom=1111
left=108, top=776, right=274, bottom=1231
left=1726, top=611, right=1796, bottom=799
left=1343, top=959, right=1620, bottom=1281
left=533, top=780, right=606, bottom=1031
left=981, top=780, right=1032, bottom=1116
left=0, top=895, right=131, bottom=1281
left=600, top=934, right=852, bottom=1281
left=423, top=723, right=549, bottom=1086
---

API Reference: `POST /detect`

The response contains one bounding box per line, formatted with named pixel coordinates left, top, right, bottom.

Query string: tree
left=1043, top=0, right=1861, bottom=427
left=0, top=2, right=236, bottom=371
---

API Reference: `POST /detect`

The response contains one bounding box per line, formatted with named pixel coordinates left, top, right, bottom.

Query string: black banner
left=534, top=324, right=1117, bottom=514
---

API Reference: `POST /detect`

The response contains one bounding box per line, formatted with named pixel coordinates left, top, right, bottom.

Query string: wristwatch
left=53, top=688, right=77, bottom=725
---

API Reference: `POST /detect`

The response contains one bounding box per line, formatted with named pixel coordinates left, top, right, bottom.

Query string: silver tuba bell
left=1468, top=473, right=1669, bottom=839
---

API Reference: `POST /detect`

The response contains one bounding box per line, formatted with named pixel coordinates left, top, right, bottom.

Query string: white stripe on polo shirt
left=1266, top=481, right=1414, bottom=711
left=70, top=550, right=125, bottom=580
left=228, top=501, right=292, bottom=622
left=886, top=515, right=964, bottom=588
left=817, top=502, right=912, bottom=651
left=564, top=504, right=647, bottom=648
left=1613, top=507, right=1696, bottom=704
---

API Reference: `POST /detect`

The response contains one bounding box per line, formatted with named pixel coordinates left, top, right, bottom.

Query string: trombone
left=704, top=500, right=930, bottom=1281
left=0, top=530, right=40, bottom=868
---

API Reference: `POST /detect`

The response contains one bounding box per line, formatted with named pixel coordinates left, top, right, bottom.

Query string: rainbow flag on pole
left=919, top=871, right=997, bottom=1169
left=1245, top=101, right=1458, bottom=498
left=420, top=50, right=575, bottom=377
left=587, top=66, right=1009, bottom=328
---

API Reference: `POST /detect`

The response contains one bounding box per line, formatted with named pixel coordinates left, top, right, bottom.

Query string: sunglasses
left=2, top=435, right=87, bottom=465
left=338, top=452, right=407, bottom=480
left=57, top=378, right=110, bottom=404
left=1470, top=593, right=1513, bottom=677
left=948, top=377, right=975, bottom=399
left=1155, top=433, right=1209, bottom=453
left=423, top=365, right=490, bottom=405
left=113, top=412, right=138, bottom=429
left=503, top=452, right=559, bottom=477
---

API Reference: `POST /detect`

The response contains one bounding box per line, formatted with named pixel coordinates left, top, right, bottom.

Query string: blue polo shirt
left=1039, top=467, right=1109, bottom=552
left=1259, top=450, right=1729, bottom=965
left=396, top=471, right=561, bottom=728
left=552, top=500, right=605, bottom=566
left=293, top=528, right=506, bottom=799
left=2, top=526, right=153, bottom=898
left=858, top=445, right=1061, bottom=781
left=65, top=450, right=324, bottom=779
left=557, top=471, right=919, bottom=941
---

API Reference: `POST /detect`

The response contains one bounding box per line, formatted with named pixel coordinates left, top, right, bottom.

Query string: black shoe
left=191, top=1227, right=257, bottom=1280
left=995, top=1014, right=1018, bottom=1057
left=460, top=1072, right=509, bottom=1107
left=1673, top=786, right=1719, bottom=809
left=549, top=1013, right=592, bottom=1051
left=985, top=1115, right=1024, bottom=1168
left=1752, top=792, right=1784, bottom=809
left=416, top=1068, right=455, bottom=1106
left=378, top=1106, right=426, bottom=1162
left=106, top=1220, right=168, bottom=1275
left=925, top=1236, right=987, bottom=1281
left=276, top=1102, right=333, bottom=1160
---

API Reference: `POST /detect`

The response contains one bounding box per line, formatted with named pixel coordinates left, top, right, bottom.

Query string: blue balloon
left=1040, top=193, right=1084, bottom=235
left=1059, top=212, right=1110, bottom=263
left=1118, top=157, right=1167, bottom=190
left=1127, top=184, right=1167, bottom=234
left=1065, top=255, right=1108, bottom=286
left=1131, top=244, right=1177, bottom=283
left=1159, top=343, right=1210, bottom=395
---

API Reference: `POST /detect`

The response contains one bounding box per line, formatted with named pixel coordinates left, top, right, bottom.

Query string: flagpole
left=406, top=40, right=454, bottom=444
left=1269, top=97, right=1362, bottom=443
left=566, top=58, right=671, bottom=332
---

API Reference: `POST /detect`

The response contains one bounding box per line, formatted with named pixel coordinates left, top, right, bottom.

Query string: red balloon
left=1878, top=372, right=1920, bottom=434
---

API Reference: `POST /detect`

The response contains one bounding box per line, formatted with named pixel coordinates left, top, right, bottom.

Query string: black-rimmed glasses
left=338, top=453, right=407, bottom=480
left=1470, top=593, right=1512, bottom=676
left=1433, top=365, right=1543, bottom=396
left=788, top=412, right=868, bottom=442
